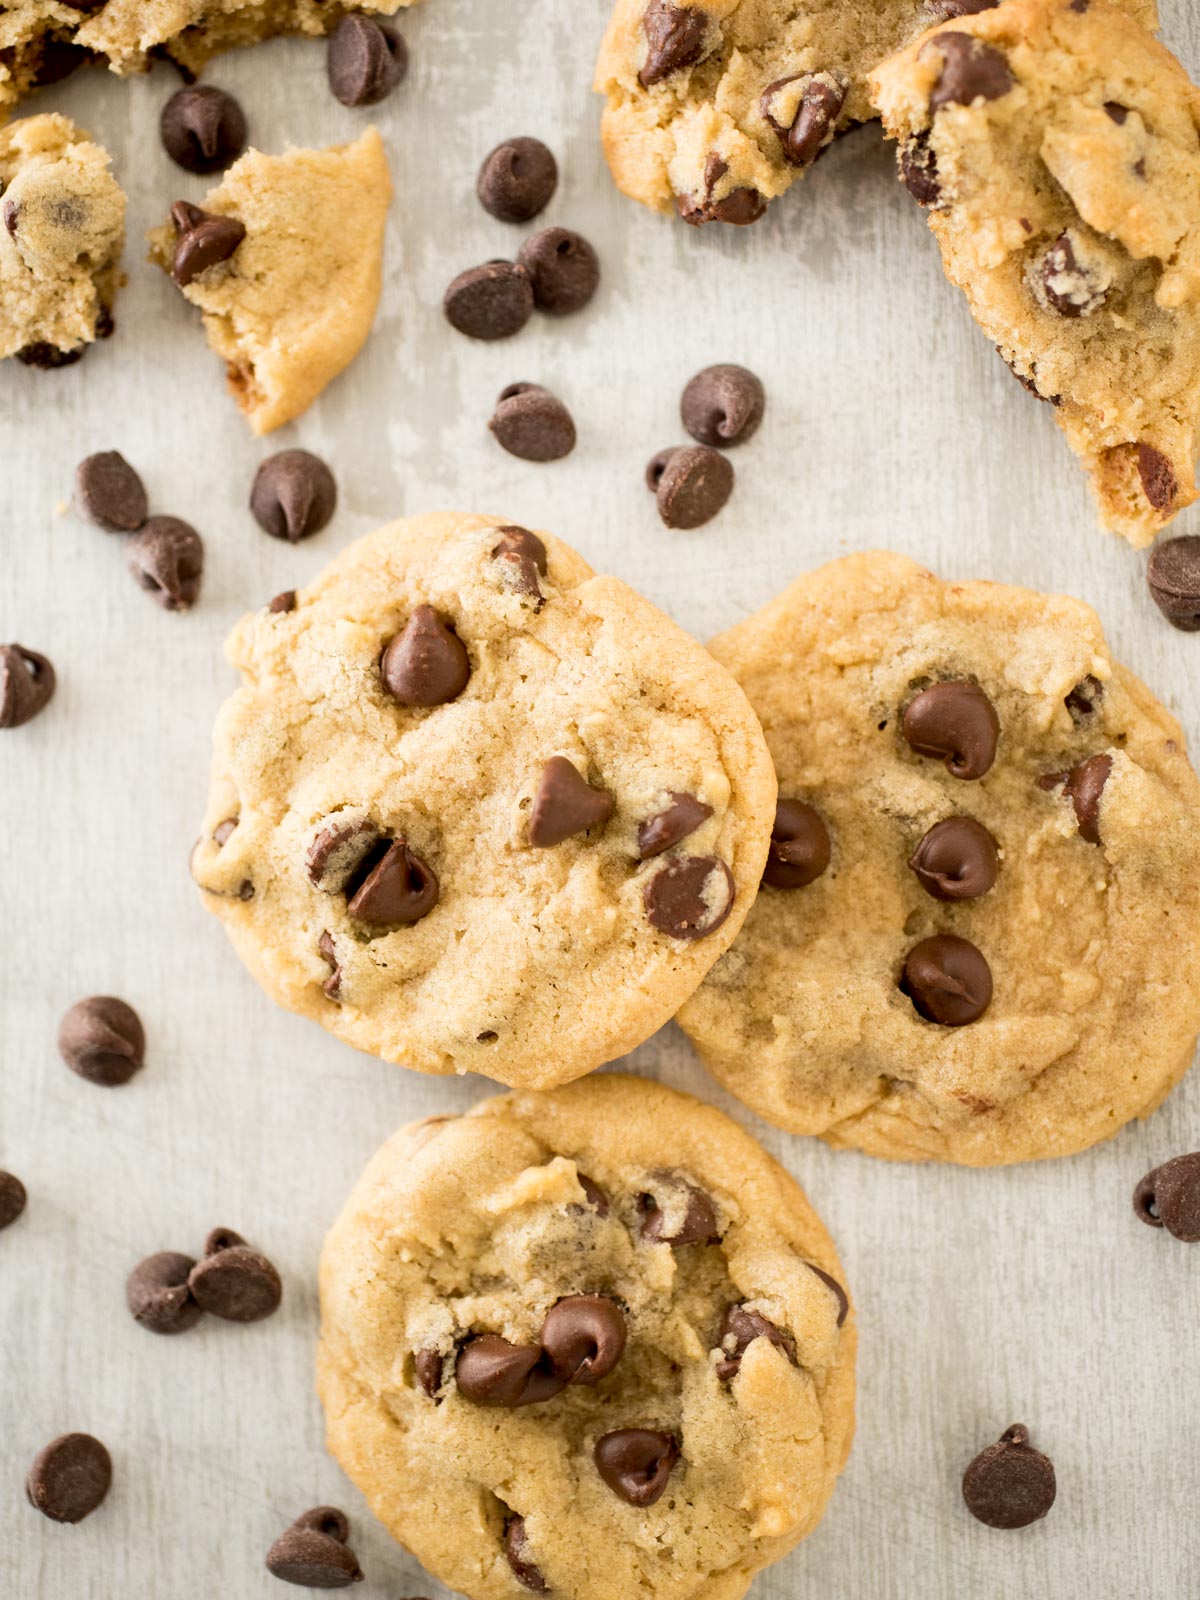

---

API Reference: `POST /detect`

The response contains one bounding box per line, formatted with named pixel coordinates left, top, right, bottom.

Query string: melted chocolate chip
left=415, top=1348, right=445, bottom=1397
left=1039, top=231, right=1109, bottom=317
left=640, top=1174, right=720, bottom=1244
left=541, top=1296, right=627, bottom=1385
left=1137, top=444, right=1177, bottom=513
left=900, top=934, right=992, bottom=1026
left=637, top=793, right=713, bottom=858
left=761, top=73, right=846, bottom=167
left=901, top=131, right=941, bottom=205
left=380, top=606, right=470, bottom=706
left=346, top=840, right=439, bottom=928
left=266, top=1507, right=364, bottom=1588
left=160, top=85, right=246, bottom=174
left=928, top=32, right=1014, bottom=113
left=170, top=200, right=245, bottom=287
left=806, top=1261, right=850, bottom=1326
left=455, top=1335, right=564, bottom=1408
left=644, top=854, right=734, bottom=938
left=639, top=0, right=708, bottom=87
left=1064, top=675, right=1104, bottom=722
left=715, top=1304, right=796, bottom=1380
left=505, top=1516, right=548, bottom=1592
left=677, top=154, right=766, bottom=227
left=763, top=799, right=830, bottom=889
left=962, top=1424, right=1056, bottom=1528
left=908, top=817, right=998, bottom=900
left=1047, top=753, right=1112, bottom=844
left=1133, top=1152, right=1200, bottom=1242
left=0, top=644, right=55, bottom=729
left=594, top=1429, right=679, bottom=1506
left=126, top=1251, right=202, bottom=1335
left=680, top=364, right=764, bottom=447
left=187, top=1229, right=281, bottom=1322
left=477, top=138, right=557, bottom=223
left=492, top=525, right=548, bottom=600
left=902, top=680, right=999, bottom=779
left=306, top=818, right=381, bottom=894
left=577, top=1173, right=610, bottom=1215
left=26, top=1434, right=112, bottom=1524
left=1148, top=536, right=1200, bottom=630
left=528, top=757, right=613, bottom=847
left=318, top=930, right=342, bottom=1000
left=58, top=996, right=145, bottom=1086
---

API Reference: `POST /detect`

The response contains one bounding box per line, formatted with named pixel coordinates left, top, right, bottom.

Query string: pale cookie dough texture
left=318, top=1075, right=855, bottom=1600
left=0, top=1, right=417, bottom=113
left=192, top=514, right=776, bottom=1088
left=148, top=129, right=390, bottom=433
left=594, top=0, right=1154, bottom=225
left=0, top=114, right=124, bottom=366
left=679, top=551, right=1200, bottom=1166
left=870, top=0, right=1200, bottom=544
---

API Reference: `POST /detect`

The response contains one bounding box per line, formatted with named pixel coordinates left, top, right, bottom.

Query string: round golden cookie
left=191, top=514, right=775, bottom=1088
left=678, top=550, right=1200, bottom=1165
left=318, top=1074, right=855, bottom=1600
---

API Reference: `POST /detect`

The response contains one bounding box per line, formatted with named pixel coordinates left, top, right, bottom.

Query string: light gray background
left=3, top=2, right=1199, bottom=1595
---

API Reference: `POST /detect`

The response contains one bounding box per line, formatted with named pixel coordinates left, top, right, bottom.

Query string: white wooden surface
left=3, top=3, right=1199, bottom=1595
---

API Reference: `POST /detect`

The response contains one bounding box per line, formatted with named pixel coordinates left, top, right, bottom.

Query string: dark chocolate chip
left=126, top=516, right=204, bottom=611
left=900, top=934, right=992, bottom=1026
left=680, top=364, right=764, bottom=448
left=415, top=1348, right=444, bottom=1398
left=1103, top=101, right=1129, bottom=124
left=577, top=1173, right=610, bottom=1215
left=637, top=793, right=713, bottom=858
left=1052, top=753, right=1112, bottom=844
left=318, top=930, right=342, bottom=1000
left=517, top=227, right=600, bottom=315
left=1137, top=444, right=1177, bottom=513
left=594, top=1429, right=679, bottom=1507
left=529, top=756, right=613, bottom=847
left=1147, top=536, right=1200, bottom=630
left=640, top=1174, right=720, bottom=1244
left=639, top=0, right=708, bottom=87
left=1064, top=675, right=1103, bottom=722
left=492, top=525, right=548, bottom=601
left=0, top=644, right=55, bottom=729
left=444, top=260, right=533, bottom=340
left=489, top=384, right=576, bottom=462
left=645, top=448, right=679, bottom=492
left=476, top=137, right=557, bottom=223
left=250, top=449, right=337, bottom=542
left=902, top=680, right=999, bottom=779
left=541, top=1296, right=627, bottom=1385
left=58, top=996, right=145, bottom=1086
left=0, top=1171, right=28, bottom=1230
left=31, top=38, right=96, bottom=88
left=644, top=854, right=734, bottom=939
left=1133, top=1152, right=1200, bottom=1242
left=455, top=1335, right=564, bottom=1408
left=26, top=1434, right=112, bottom=1524
left=928, top=32, right=1014, bottom=113
left=1039, top=231, right=1108, bottom=317
left=806, top=1261, right=850, bottom=1326
left=346, top=840, right=439, bottom=928
left=763, top=799, right=830, bottom=889
left=74, top=450, right=148, bottom=531
left=926, top=0, right=1000, bottom=15
left=327, top=13, right=407, bottom=106
left=170, top=200, right=246, bottom=287
left=677, top=154, right=766, bottom=226
left=381, top=606, right=470, bottom=706
left=505, top=1516, right=548, bottom=1592
left=187, top=1230, right=281, bottom=1322
left=126, top=1251, right=203, bottom=1335
left=160, top=85, right=246, bottom=174
left=908, top=817, right=998, bottom=901
left=266, top=1507, right=364, bottom=1588
left=307, top=818, right=381, bottom=894
left=962, top=1424, right=1056, bottom=1528
left=15, top=341, right=85, bottom=369
left=715, top=1304, right=796, bottom=1380
left=213, top=818, right=238, bottom=846
left=761, top=74, right=846, bottom=167
left=268, top=589, right=298, bottom=615
left=654, top=444, right=734, bottom=529
left=901, top=131, right=941, bottom=205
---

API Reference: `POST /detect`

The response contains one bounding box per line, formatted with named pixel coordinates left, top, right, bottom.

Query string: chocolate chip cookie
left=318, top=1074, right=855, bottom=1600
left=148, top=129, right=390, bottom=434
left=678, top=551, right=1200, bottom=1166
left=870, top=0, right=1200, bottom=544
left=0, top=114, right=124, bottom=367
left=192, top=514, right=775, bottom=1087
left=593, top=0, right=1154, bottom=225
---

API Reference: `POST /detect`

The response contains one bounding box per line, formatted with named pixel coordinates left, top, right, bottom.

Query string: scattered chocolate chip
left=637, top=793, right=713, bottom=859
left=901, top=131, right=941, bottom=205
left=715, top=1304, right=796, bottom=1380
left=962, top=1424, right=1056, bottom=1529
left=160, top=85, right=246, bottom=174
left=594, top=1429, right=679, bottom=1507
left=318, top=930, right=342, bottom=1000
left=381, top=606, right=470, bottom=706
left=268, top=589, right=298, bottom=615
left=680, top=364, right=764, bottom=448
left=1133, top=1153, right=1200, bottom=1242
left=250, top=450, right=337, bottom=543
left=763, top=799, right=830, bottom=889
left=761, top=73, right=846, bottom=167
left=541, top=1296, right=627, bottom=1385
left=640, top=1174, right=720, bottom=1244
left=1103, top=100, right=1129, bottom=124
left=1038, top=231, right=1108, bottom=317
left=908, top=817, right=998, bottom=901
left=170, top=200, right=246, bottom=287
left=517, top=228, right=600, bottom=315
left=444, top=260, right=533, bottom=340
left=677, top=154, right=766, bottom=227
left=415, top=1348, right=444, bottom=1398
left=645, top=448, right=678, bottom=492
left=926, top=0, right=1000, bottom=15
left=187, top=1229, right=281, bottom=1322
left=346, top=839, right=439, bottom=928
left=327, top=13, right=407, bottom=106
left=577, top=1173, right=610, bottom=1215
left=900, top=934, right=992, bottom=1026
left=306, top=818, right=380, bottom=894
left=639, top=0, right=708, bottom=87
left=644, top=854, right=734, bottom=939
left=0, top=1171, right=27, bottom=1230
left=477, top=137, right=557, bottom=223
left=928, top=32, right=1014, bottom=113
left=455, top=1335, right=564, bottom=1408
left=1137, top=444, right=1177, bottom=513
left=126, top=1251, right=203, bottom=1335
left=653, top=444, right=733, bottom=529
left=529, top=756, right=613, bottom=847
left=492, top=525, right=548, bottom=600
left=26, top=1434, right=112, bottom=1524
left=73, top=450, right=147, bottom=531
left=267, top=1507, right=364, bottom=1588
left=58, top=996, right=145, bottom=1087
left=1049, top=753, right=1112, bottom=844
left=1065, top=675, right=1104, bottom=722
left=0, top=644, right=55, bottom=729
left=806, top=1261, right=850, bottom=1326
left=489, top=383, right=576, bottom=462
left=15, top=341, right=85, bottom=369
left=126, top=517, right=204, bottom=611
left=505, top=1515, right=548, bottom=1592
left=902, top=680, right=999, bottom=779
left=1147, top=536, right=1200, bottom=630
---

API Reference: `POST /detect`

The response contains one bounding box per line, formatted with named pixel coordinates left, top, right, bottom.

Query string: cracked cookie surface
left=318, top=1074, right=855, bottom=1600
left=678, top=551, right=1200, bottom=1165
left=192, top=514, right=775, bottom=1088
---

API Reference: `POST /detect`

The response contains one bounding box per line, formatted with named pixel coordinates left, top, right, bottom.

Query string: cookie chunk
left=870, top=0, right=1200, bottom=544
left=593, top=0, right=1154, bottom=224
left=0, top=114, right=124, bottom=367
left=192, top=514, right=775, bottom=1087
left=678, top=551, right=1200, bottom=1166
left=148, top=130, right=390, bottom=433
left=318, top=1074, right=855, bottom=1600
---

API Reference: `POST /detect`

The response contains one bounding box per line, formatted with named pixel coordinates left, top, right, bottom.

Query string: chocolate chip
left=1103, top=100, right=1129, bottom=124
left=26, top=1434, right=112, bottom=1524
left=489, top=383, right=576, bottom=462
left=653, top=444, right=734, bottom=528
left=637, top=793, right=713, bottom=858
left=900, top=934, right=992, bottom=1026
left=926, top=0, right=1000, bottom=15
left=268, top=589, right=298, bottom=615
left=15, top=341, right=86, bottom=369
left=477, top=137, right=557, bottom=223
left=327, top=13, right=407, bottom=106
left=594, top=1429, right=679, bottom=1507
left=639, top=0, right=708, bottom=87
left=170, top=200, right=246, bottom=287
left=529, top=757, right=613, bottom=847
left=1038, top=231, right=1108, bottom=317
left=902, top=681, right=999, bottom=779
left=266, top=1507, right=364, bottom=1588
left=640, top=1174, right=720, bottom=1244
left=1133, top=1152, right=1200, bottom=1242
left=31, top=38, right=96, bottom=88
left=505, top=1516, right=548, bottom=1592
left=715, top=1304, right=796, bottom=1380
left=58, top=996, right=145, bottom=1086
left=901, top=132, right=941, bottom=205
left=126, top=517, right=204, bottom=611
left=415, top=1348, right=444, bottom=1397
left=306, top=818, right=380, bottom=894
left=74, top=450, right=147, bottom=531
left=1065, top=675, right=1103, bottom=722
left=444, top=260, right=533, bottom=340
left=962, top=1424, right=1056, bottom=1528
left=0, top=644, right=55, bottom=729
left=160, top=85, right=246, bottom=173
left=213, top=818, right=238, bottom=846
left=318, top=930, right=342, bottom=1000
left=1049, top=753, right=1112, bottom=844
left=928, top=32, right=1014, bottom=113
left=126, top=1251, right=203, bottom=1335
left=250, top=449, right=337, bottom=542
left=1137, top=444, right=1177, bottom=513
left=1147, top=536, right=1200, bottom=630
left=908, top=817, right=998, bottom=901
left=761, top=74, right=846, bottom=167
left=187, top=1229, right=282, bottom=1322
left=763, top=799, right=830, bottom=889
left=492, top=525, right=548, bottom=600
left=0, top=1171, right=27, bottom=1230
left=455, top=1335, right=564, bottom=1408
left=645, top=448, right=678, bottom=492
left=541, top=1296, right=627, bottom=1385
left=346, top=840, right=439, bottom=928
left=644, top=854, right=734, bottom=939
left=381, top=606, right=470, bottom=706
left=517, top=228, right=600, bottom=315
left=680, top=364, right=764, bottom=448
left=677, top=154, right=766, bottom=227
left=806, top=1261, right=850, bottom=1326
